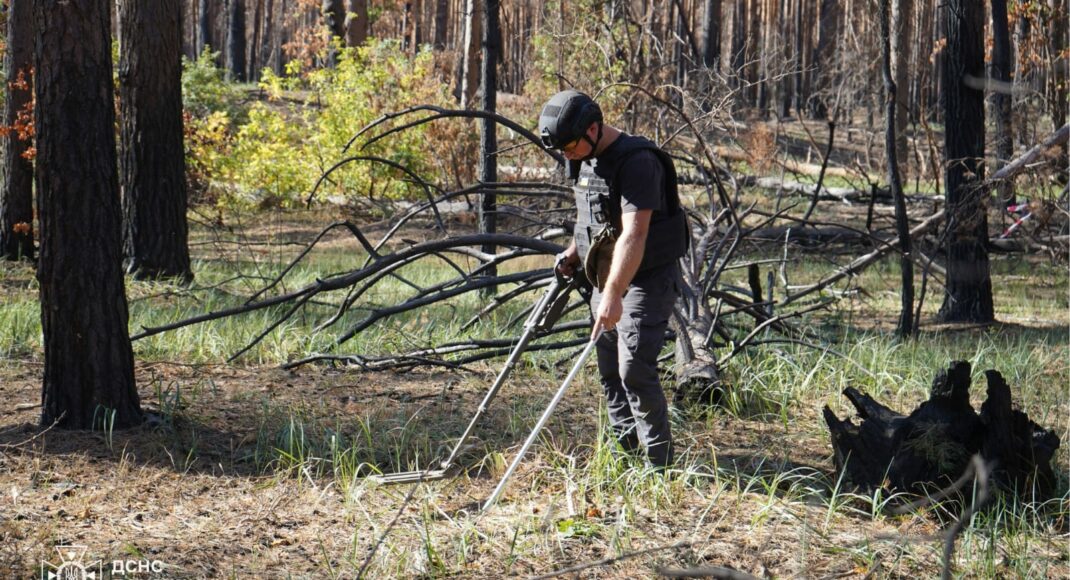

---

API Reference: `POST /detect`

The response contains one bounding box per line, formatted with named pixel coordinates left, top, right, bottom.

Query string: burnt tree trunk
left=824, top=361, right=1059, bottom=497
left=891, top=0, right=914, bottom=170
left=991, top=0, right=1015, bottom=204
left=793, top=0, right=804, bottom=114
left=1048, top=0, right=1068, bottom=131
left=226, top=0, right=246, bottom=81
left=458, top=0, right=482, bottom=107
left=880, top=0, right=914, bottom=336
left=432, top=0, right=449, bottom=48
left=323, top=0, right=345, bottom=66
left=479, top=0, right=499, bottom=284
left=197, top=0, right=211, bottom=55
left=809, top=0, right=839, bottom=119
left=702, top=0, right=721, bottom=72
left=346, top=0, right=369, bottom=47
left=0, top=0, right=35, bottom=262
left=119, top=0, right=192, bottom=282
left=938, top=0, right=992, bottom=323
left=34, top=0, right=142, bottom=429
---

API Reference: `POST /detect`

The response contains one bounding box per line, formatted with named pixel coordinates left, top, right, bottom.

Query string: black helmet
left=537, top=90, right=603, bottom=149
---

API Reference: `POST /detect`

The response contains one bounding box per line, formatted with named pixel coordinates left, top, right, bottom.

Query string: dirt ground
left=2, top=353, right=1065, bottom=578
left=2, top=202, right=1067, bottom=578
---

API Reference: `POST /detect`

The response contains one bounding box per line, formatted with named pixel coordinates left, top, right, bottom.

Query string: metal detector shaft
left=435, top=275, right=570, bottom=472
left=482, top=326, right=603, bottom=512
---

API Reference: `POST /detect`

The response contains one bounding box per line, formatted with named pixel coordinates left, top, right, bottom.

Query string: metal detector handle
left=482, top=324, right=604, bottom=512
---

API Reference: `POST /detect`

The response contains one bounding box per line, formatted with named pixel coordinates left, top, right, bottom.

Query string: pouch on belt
left=584, top=224, right=617, bottom=292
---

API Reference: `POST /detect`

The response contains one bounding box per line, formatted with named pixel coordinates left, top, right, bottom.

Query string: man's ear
left=586, top=122, right=599, bottom=138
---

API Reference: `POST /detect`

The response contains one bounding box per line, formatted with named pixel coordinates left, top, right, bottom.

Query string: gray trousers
left=589, top=262, right=678, bottom=467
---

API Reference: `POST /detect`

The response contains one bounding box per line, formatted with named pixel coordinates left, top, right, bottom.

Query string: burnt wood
left=824, top=361, right=1059, bottom=498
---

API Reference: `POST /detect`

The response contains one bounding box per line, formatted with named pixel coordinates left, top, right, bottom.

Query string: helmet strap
left=580, top=122, right=603, bottom=161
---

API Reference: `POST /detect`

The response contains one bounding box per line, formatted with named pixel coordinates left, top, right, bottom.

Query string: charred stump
left=823, top=361, right=1060, bottom=498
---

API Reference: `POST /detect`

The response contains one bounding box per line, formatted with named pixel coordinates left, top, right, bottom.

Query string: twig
left=0, top=413, right=65, bottom=450
left=657, top=565, right=760, bottom=579
left=529, top=541, right=692, bottom=580
left=356, top=482, right=421, bottom=580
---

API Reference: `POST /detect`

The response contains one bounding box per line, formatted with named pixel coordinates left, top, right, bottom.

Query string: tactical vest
left=571, top=135, right=689, bottom=275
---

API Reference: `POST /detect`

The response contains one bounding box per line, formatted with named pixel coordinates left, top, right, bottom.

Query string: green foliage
left=186, top=39, right=462, bottom=209
left=523, top=1, right=637, bottom=127
left=182, top=48, right=244, bottom=118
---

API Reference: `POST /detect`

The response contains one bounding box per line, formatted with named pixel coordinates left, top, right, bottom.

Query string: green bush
left=183, top=39, right=465, bottom=209
left=182, top=47, right=244, bottom=119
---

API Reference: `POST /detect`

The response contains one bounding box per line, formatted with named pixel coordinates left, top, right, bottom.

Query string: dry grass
left=1, top=205, right=1067, bottom=578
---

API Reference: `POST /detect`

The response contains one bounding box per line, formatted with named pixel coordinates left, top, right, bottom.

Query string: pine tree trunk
left=226, top=0, right=246, bottom=81
left=433, top=0, right=449, bottom=48
left=703, top=0, right=721, bottom=71
left=730, top=0, right=746, bottom=93
left=891, top=0, right=914, bottom=173
left=261, top=0, right=275, bottom=71
left=458, top=0, right=482, bottom=107
left=34, top=0, right=142, bottom=430
left=119, top=0, right=192, bottom=282
left=479, top=0, right=498, bottom=283
left=881, top=0, right=914, bottom=336
left=249, top=0, right=263, bottom=81
left=345, top=0, right=369, bottom=47
left=938, top=0, right=993, bottom=323
left=323, top=0, right=345, bottom=66
left=198, top=0, right=212, bottom=55
left=0, top=0, right=35, bottom=262
left=793, top=0, right=805, bottom=114
left=779, top=0, right=793, bottom=116
left=991, top=0, right=1015, bottom=204
left=1048, top=0, right=1068, bottom=130
left=809, top=0, right=839, bottom=119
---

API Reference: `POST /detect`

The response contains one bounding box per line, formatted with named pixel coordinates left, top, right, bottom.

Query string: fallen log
left=823, top=361, right=1060, bottom=498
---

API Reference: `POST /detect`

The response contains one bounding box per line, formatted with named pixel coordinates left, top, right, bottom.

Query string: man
left=537, top=90, right=689, bottom=468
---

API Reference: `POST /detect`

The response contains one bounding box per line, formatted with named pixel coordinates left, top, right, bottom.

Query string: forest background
left=0, top=0, right=1067, bottom=578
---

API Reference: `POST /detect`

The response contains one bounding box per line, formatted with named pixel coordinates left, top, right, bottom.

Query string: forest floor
left=0, top=198, right=1068, bottom=578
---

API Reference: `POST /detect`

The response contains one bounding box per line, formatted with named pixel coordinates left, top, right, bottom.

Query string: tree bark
left=703, top=0, right=721, bottom=71
left=809, top=0, right=839, bottom=119
left=881, top=0, right=914, bottom=336
left=346, top=0, right=369, bottom=47
left=119, top=0, right=193, bottom=282
left=730, top=0, right=746, bottom=93
left=990, top=0, right=1016, bottom=204
left=1048, top=0, right=1068, bottom=131
left=0, top=0, right=35, bottom=262
left=197, top=0, right=211, bottom=55
left=323, top=0, right=345, bottom=66
left=938, top=0, right=992, bottom=323
left=793, top=0, right=804, bottom=115
left=260, top=0, right=276, bottom=72
left=34, top=0, right=142, bottom=429
left=226, top=0, right=246, bottom=81
left=458, top=0, right=481, bottom=107
left=891, top=0, right=914, bottom=172
left=432, top=0, right=449, bottom=49
left=249, top=0, right=263, bottom=81
left=479, top=0, right=499, bottom=283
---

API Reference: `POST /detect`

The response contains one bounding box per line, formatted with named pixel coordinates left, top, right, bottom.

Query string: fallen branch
left=782, top=209, right=945, bottom=306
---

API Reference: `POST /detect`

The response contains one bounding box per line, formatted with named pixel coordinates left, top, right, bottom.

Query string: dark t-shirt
left=591, top=136, right=665, bottom=215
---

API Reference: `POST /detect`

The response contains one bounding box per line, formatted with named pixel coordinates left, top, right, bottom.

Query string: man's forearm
left=602, top=215, right=649, bottom=297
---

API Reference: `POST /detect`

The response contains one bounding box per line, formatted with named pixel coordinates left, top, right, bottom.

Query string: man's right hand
left=555, top=243, right=580, bottom=278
